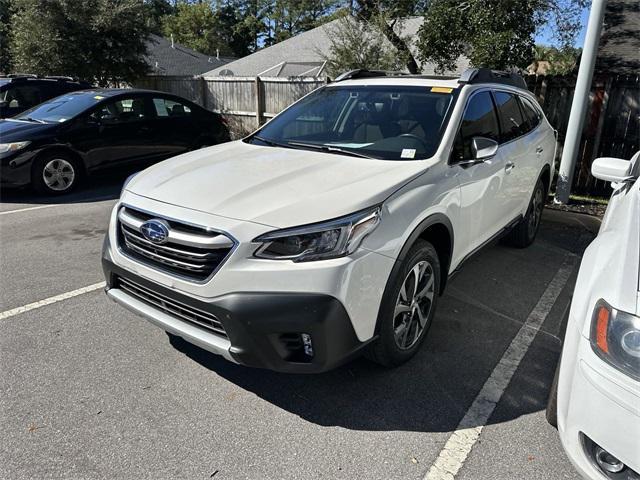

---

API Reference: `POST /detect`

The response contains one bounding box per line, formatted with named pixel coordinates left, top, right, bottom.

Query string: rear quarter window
left=494, top=91, right=526, bottom=143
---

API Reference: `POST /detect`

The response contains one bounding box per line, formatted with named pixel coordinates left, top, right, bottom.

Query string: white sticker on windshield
left=401, top=149, right=416, bottom=159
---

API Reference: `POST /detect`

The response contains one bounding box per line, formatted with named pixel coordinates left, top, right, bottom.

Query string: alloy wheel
left=393, top=260, right=436, bottom=350
left=43, top=159, right=75, bottom=192
left=528, top=185, right=544, bottom=236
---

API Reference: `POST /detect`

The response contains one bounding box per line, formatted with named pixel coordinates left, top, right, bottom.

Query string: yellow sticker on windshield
left=94, top=95, right=104, bottom=100
left=431, top=87, right=453, bottom=93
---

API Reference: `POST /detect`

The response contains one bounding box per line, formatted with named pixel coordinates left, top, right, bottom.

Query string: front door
left=452, top=90, right=513, bottom=257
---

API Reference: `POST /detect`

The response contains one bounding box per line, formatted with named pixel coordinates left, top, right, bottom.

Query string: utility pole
left=555, top=0, right=607, bottom=204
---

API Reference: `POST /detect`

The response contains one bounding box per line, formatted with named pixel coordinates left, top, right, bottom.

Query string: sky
left=535, top=7, right=591, bottom=47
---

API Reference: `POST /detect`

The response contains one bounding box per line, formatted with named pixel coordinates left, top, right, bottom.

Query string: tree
left=10, top=0, right=151, bottom=85
left=352, top=0, right=428, bottom=74
left=0, top=0, right=11, bottom=74
left=321, top=15, right=405, bottom=77
left=270, top=0, right=338, bottom=44
left=144, top=0, right=174, bottom=34
left=531, top=45, right=581, bottom=75
left=162, top=2, right=218, bottom=55
left=416, top=0, right=589, bottom=72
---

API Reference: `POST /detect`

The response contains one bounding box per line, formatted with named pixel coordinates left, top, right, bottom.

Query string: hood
left=0, top=119, right=58, bottom=142
left=126, top=140, right=429, bottom=228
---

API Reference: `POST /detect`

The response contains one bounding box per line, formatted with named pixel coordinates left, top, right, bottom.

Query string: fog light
left=595, top=446, right=625, bottom=473
left=301, top=333, right=314, bottom=357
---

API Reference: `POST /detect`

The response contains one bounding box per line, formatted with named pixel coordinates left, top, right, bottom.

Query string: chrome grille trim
left=117, top=206, right=237, bottom=282
left=116, top=276, right=227, bottom=337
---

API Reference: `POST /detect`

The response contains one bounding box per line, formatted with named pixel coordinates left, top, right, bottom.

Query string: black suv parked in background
left=0, top=75, right=92, bottom=118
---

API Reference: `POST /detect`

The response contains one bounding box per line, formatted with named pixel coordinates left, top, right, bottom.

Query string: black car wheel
left=33, top=152, right=81, bottom=195
left=366, top=240, right=440, bottom=367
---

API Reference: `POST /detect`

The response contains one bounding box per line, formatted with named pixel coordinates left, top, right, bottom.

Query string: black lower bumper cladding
left=103, top=257, right=369, bottom=373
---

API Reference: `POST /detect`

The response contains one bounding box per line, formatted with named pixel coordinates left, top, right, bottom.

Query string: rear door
left=74, top=95, right=157, bottom=170
left=452, top=90, right=513, bottom=254
left=492, top=91, right=530, bottom=219
left=148, top=96, right=200, bottom=159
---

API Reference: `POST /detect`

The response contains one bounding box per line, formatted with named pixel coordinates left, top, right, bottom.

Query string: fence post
left=200, top=77, right=208, bottom=109
left=255, top=76, right=264, bottom=127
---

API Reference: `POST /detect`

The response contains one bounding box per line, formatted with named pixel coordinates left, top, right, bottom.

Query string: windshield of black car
left=15, top=92, right=103, bottom=123
left=249, top=85, right=456, bottom=160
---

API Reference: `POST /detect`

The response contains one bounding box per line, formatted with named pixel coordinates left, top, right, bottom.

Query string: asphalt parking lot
left=1, top=178, right=602, bottom=480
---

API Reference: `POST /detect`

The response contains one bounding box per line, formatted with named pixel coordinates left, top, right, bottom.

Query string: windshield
left=15, top=92, right=101, bottom=123
left=250, top=85, right=456, bottom=160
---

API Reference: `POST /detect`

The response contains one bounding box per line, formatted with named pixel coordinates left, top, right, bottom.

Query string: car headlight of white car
left=253, top=207, right=381, bottom=262
left=0, top=141, right=31, bottom=154
left=591, top=299, right=640, bottom=380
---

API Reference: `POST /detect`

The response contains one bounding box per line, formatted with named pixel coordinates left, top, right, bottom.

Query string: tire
left=505, top=177, right=545, bottom=248
left=366, top=239, right=441, bottom=367
left=546, top=357, right=560, bottom=428
left=32, top=151, right=81, bottom=195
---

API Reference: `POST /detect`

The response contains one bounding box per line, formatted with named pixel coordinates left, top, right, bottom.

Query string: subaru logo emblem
left=140, top=219, right=169, bottom=244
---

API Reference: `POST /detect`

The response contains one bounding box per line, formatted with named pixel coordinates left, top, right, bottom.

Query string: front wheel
left=32, top=152, right=81, bottom=195
left=505, top=177, right=545, bottom=248
left=366, top=240, right=440, bottom=367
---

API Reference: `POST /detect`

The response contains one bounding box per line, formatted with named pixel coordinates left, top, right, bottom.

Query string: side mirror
left=472, top=136, right=499, bottom=160
left=0, top=100, right=7, bottom=109
left=591, top=157, right=633, bottom=183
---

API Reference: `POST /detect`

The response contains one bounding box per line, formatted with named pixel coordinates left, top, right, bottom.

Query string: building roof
left=145, top=34, right=235, bottom=77
left=595, top=0, right=640, bottom=74
left=204, top=17, right=469, bottom=78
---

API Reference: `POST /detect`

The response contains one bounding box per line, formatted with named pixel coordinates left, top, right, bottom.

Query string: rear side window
left=520, top=96, right=542, bottom=132
left=3, top=85, right=41, bottom=109
left=494, top=91, right=525, bottom=143
left=153, top=98, right=192, bottom=117
left=452, top=91, right=500, bottom=162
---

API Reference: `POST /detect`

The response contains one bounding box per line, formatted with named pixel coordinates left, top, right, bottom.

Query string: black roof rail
left=458, top=68, right=527, bottom=89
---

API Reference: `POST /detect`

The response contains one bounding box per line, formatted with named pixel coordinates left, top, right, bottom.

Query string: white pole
left=555, top=0, right=607, bottom=204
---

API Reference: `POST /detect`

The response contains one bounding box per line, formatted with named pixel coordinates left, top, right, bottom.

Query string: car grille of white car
left=116, top=276, right=227, bottom=337
left=117, top=206, right=235, bottom=282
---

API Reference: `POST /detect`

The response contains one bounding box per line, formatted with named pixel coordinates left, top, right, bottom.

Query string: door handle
left=505, top=161, right=515, bottom=173
left=536, top=146, right=544, bottom=154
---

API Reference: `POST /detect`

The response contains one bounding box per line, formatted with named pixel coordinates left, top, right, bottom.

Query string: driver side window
left=452, top=91, right=500, bottom=162
left=91, top=97, right=147, bottom=125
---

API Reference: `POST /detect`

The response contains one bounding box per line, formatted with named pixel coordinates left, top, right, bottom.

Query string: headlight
left=0, top=141, right=31, bottom=154
left=590, top=299, right=640, bottom=380
left=253, top=207, right=381, bottom=262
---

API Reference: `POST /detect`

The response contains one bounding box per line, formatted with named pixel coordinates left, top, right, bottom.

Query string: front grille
left=116, top=276, right=227, bottom=337
left=117, top=206, right=235, bottom=282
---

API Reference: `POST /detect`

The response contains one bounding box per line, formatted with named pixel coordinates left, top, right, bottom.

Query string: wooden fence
left=136, top=73, right=639, bottom=196
left=135, top=75, right=327, bottom=133
left=525, top=74, right=639, bottom=195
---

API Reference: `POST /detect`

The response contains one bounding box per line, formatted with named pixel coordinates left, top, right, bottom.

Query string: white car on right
left=550, top=152, right=640, bottom=479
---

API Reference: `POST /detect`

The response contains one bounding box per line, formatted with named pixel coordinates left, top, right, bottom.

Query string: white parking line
left=0, top=282, right=106, bottom=321
left=424, top=257, right=575, bottom=480
left=0, top=204, right=62, bottom=216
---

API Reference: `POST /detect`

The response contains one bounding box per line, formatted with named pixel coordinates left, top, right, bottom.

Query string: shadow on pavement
left=0, top=169, right=139, bottom=206
left=167, top=211, right=596, bottom=433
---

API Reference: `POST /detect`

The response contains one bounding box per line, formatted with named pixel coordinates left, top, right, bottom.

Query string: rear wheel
left=33, top=152, right=81, bottom=195
left=366, top=240, right=440, bottom=367
left=505, top=177, right=545, bottom=248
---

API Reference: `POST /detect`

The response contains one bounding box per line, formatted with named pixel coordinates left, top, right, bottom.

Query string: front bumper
left=103, top=257, right=371, bottom=373
left=0, top=150, right=35, bottom=187
left=558, top=337, right=640, bottom=479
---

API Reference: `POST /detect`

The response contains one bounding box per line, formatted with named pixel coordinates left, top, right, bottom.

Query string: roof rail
left=334, top=69, right=411, bottom=82
left=6, top=73, right=38, bottom=79
left=44, top=75, right=76, bottom=81
left=458, top=68, right=527, bottom=89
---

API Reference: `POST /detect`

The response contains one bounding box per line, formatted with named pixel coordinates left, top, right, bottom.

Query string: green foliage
left=416, top=0, right=589, bottom=72
left=162, top=2, right=218, bottom=55
left=269, top=0, right=339, bottom=44
left=321, top=15, right=404, bottom=77
left=0, top=0, right=11, bottom=74
left=532, top=45, right=582, bottom=75
left=9, top=0, right=151, bottom=85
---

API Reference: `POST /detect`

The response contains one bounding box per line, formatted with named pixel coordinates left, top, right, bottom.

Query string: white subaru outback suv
left=102, top=68, right=556, bottom=373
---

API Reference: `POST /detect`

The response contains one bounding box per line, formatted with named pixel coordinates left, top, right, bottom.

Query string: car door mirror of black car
left=0, top=100, right=7, bottom=108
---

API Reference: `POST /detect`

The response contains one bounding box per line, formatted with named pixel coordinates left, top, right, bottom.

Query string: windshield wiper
left=20, top=117, right=46, bottom=124
left=251, top=135, right=292, bottom=149
left=287, top=141, right=379, bottom=159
